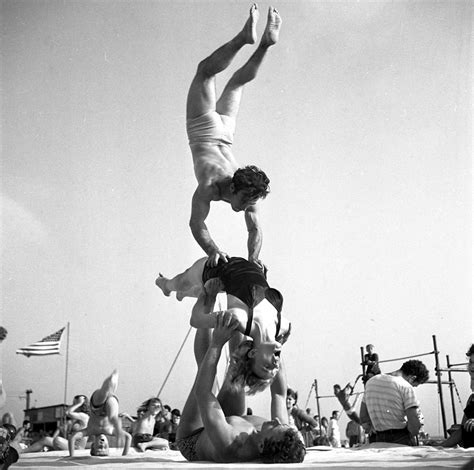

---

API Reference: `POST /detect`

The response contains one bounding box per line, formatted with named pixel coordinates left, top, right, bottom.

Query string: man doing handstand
left=186, top=4, right=281, bottom=267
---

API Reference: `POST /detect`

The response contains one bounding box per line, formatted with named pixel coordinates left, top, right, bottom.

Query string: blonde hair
left=227, top=340, right=273, bottom=395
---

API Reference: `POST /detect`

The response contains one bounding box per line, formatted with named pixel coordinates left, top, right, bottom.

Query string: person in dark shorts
left=156, top=256, right=291, bottom=394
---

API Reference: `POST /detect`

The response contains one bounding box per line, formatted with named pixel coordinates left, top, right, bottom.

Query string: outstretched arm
left=190, top=188, right=229, bottom=266
left=194, top=313, right=239, bottom=450
left=270, top=360, right=288, bottom=424
left=245, top=205, right=263, bottom=267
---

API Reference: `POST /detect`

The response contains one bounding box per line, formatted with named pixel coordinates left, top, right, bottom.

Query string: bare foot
left=261, top=6, right=282, bottom=47
left=155, top=273, right=171, bottom=296
left=137, top=442, right=146, bottom=452
left=240, top=3, right=259, bottom=45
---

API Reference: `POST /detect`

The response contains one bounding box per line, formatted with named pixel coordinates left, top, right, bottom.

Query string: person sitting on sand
left=68, top=370, right=131, bottom=457
left=157, top=256, right=291, bottom=394
left=131, top=398, right=169, bottom=452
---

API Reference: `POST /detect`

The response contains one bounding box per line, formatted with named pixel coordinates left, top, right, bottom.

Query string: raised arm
left=245, top=205, right=263, bottom=267
left=270, top=360, right=288, bottom=424
left=66, top=396, right=89, bottom=426
left=190, top=187, right=229, bottom=266
left=190, top=278, right=221, bottom=329
left=194, top=313, right=239, bottom=450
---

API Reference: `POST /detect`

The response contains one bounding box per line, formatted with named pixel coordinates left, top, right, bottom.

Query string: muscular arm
left=245, top=205, right=262, bottom=264
left=194, top=317, right=238, bottom=450
left=190, top=187, right=227, bottom=265
left=406, top=407, right=422, bottom=437
left=270, top=360, right=288, bottom=424
left=191, top=286, right=219, bottom=329
left=293, top=408, right=318, bottom=427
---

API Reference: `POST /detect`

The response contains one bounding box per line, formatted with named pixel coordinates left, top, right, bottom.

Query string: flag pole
left=63, top=322, right=70, bottom=405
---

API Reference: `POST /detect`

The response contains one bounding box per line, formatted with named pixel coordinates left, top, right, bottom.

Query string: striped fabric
left=16, top=327, right=65, bottom=357
left=363, top=374, right=418, bottom=432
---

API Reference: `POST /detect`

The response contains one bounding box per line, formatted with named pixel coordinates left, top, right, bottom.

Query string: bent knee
left=195, top=59, right=216, bottom=79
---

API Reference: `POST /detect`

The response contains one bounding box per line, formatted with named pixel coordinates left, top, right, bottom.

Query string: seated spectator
left=362, top=344, right=381, bottom=385
left=132, top=398, right=169, bottom=452
left=154, top=405, right=171, bottom=436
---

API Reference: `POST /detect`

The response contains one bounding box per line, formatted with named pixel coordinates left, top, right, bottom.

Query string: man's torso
left=364, top=374, right=417, bottom=432
left=195, top=415, right=263, bottom=462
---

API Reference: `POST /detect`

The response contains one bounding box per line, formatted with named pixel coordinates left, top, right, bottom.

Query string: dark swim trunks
left=133, top=433, right=153, bottom=447
left=89, top=393, right=119, bottom=417
left=202, top=257, right=284, bottom=337
left=176, top=427, right=204, bottom=462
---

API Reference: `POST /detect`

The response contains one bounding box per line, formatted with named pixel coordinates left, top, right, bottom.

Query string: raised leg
left=91, top=369, right=119, bottom=408
left=186, top=4, right=259, bottom=119
left=216, top=6, right=281, bottom=118
left=155, top=258, right=207, bottom=300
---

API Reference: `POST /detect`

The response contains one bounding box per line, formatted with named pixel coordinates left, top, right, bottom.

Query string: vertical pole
left=360, top=346, right=366, bottom=383
left=433, top=335, right=447, bottom=438
left=25, top=389, right=33, bottom=410
left=314, top=379, right=321, bottom=423
left=63, top=323, right=70, bottom=405
left=446, top=355, right=457, bottom=425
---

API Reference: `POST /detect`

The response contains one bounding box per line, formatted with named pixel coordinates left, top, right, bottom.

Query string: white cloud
left=1, top=194, right=48, bottom=249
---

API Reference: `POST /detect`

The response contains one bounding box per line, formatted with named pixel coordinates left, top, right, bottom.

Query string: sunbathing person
left=131, top=398, right=169, bottom=452
left=68, top=369, right=131, bottom=457
left=156, top=256, right=291, bottom=393
left=185, top=3, right=281, bottom=267
left=176, top=312, right=305, bottom=463
left=21, top=421, right=71, bottom=453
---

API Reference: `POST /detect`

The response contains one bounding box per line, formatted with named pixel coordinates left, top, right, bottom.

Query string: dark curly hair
left=232, top=166, right=270, bottom=200
left=400, top=359, right=429, bottom=384
left=260, top=427, right=306, bottom=463
left=227, top=340, right=273, bottom=395
left=466, top=344, right=474, bottom=357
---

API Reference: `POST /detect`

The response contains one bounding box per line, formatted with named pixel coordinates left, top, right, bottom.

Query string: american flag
left=16, top=327, right=66, bottom=357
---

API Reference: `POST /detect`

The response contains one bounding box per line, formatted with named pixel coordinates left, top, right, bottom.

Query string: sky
left=1, top=0, right=472, bottom=439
